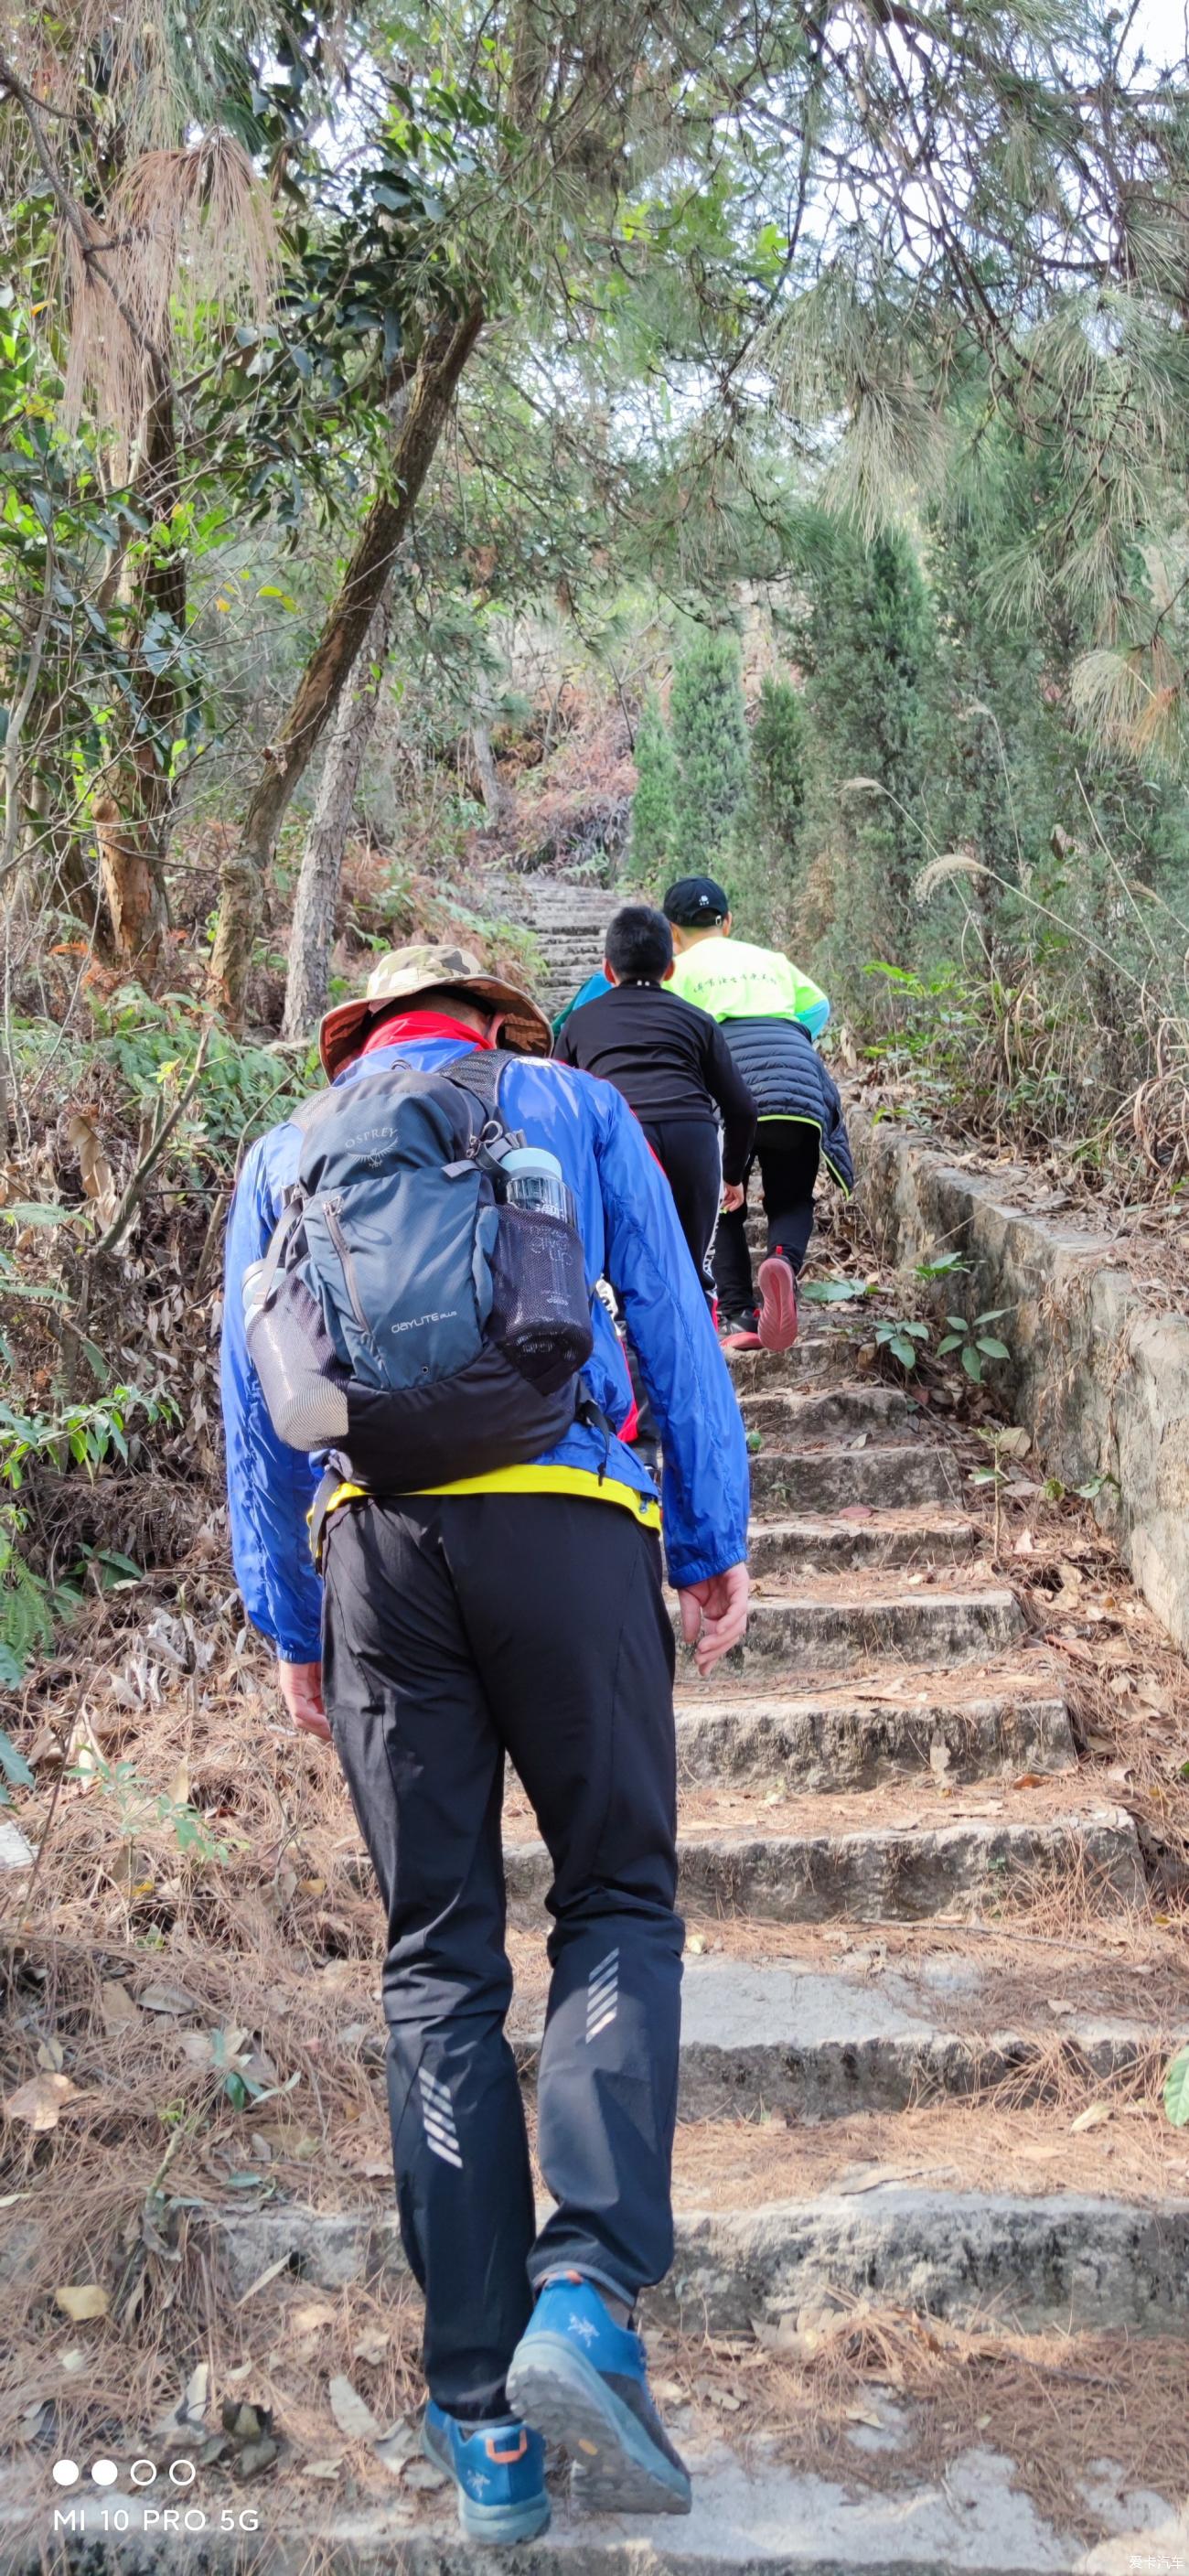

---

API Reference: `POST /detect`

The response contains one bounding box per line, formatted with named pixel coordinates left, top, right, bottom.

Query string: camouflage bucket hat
left=317, top=941, right=552, bottom=1078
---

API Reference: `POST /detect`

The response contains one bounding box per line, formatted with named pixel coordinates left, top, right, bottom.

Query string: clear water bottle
left=489, top=1145, right=591, bottom=1386
left=498, top=1144, right=578, bottom=1229
left=241, top=1258, right=268, bottom=1329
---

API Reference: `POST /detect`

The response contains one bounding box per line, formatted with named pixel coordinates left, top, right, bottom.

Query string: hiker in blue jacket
left=221, top=941, right=750, bottom=2544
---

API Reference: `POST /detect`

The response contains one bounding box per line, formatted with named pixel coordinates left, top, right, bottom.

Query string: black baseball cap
left=662, top=875, right=730, bottom=927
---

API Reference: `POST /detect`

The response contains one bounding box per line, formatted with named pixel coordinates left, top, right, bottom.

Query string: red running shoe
left=718, top=1314, right=761, bottom=1351
left=757, top=1254, right=798, bottom=1353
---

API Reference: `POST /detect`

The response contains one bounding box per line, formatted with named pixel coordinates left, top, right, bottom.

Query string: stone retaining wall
left=854, top=1111, right=1189, bottom=1654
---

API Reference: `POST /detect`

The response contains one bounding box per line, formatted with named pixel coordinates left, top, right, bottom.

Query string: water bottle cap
left=500, top=1147, right=564, bottom=1183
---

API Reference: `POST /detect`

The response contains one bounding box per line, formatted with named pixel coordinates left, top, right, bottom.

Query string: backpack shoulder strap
left=287, top=1087, right=335, bottom=1136
left=442, top=1046, right=509, bottom=1115
left=285, top=1051, right=432, bottom=1139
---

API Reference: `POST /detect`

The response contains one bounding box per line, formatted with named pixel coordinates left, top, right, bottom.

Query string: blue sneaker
left=422, top=2401, right=550, bottom=2544
left=506, top=2273, right=691, bottom=2516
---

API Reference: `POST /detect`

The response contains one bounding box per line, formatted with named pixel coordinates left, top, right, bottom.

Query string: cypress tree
left=796, top=521, right=939, bottom=960
left=731, top=673, right=808, bottom=940
left=627, top=691, right=679, bottom=885
left=752, top=674, right=807, bottom=856
left=670, top=630, right=749, bottom=867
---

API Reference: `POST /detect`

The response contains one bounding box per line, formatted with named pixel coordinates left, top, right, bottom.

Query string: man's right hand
left=678, top=1563, right=750, bottom=1675
left=278, top=1658, right=331, bottom=1743
left=720, top=1181, right=745, bottom=1213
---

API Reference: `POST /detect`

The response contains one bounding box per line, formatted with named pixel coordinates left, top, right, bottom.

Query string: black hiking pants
left=713, top=1118, right=821, bottom=1319
left=321, top=1491, right=682, bottom=2420
left=622, top=1116, right=722, bottom=1464
left=639, top=1116, right=722, bottom=1299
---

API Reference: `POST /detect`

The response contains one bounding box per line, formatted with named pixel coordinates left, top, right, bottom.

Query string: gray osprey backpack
left=242, top=1049, right=594, bottom=1492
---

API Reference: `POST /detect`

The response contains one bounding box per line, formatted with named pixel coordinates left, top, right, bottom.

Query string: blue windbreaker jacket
left=220, top=1035, right=751, bottom=1662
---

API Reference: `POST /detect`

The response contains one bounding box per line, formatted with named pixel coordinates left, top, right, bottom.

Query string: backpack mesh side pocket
left=487, top=1207, right=593, bottom=1392
left=247, top=1276, right=350, bottom=1449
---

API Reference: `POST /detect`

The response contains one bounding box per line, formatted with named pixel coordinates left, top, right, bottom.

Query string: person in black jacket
left=664, top=876, right=854, bottom=1354
left=553, top=904, right=756, bottom=1300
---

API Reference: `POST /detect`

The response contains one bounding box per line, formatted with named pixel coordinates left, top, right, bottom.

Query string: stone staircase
left=8, top=895, right=1188, bottom=2571
left=505, top=875, right=613, bottom=1017
left=19, top=1311, right=1188, bottom=2572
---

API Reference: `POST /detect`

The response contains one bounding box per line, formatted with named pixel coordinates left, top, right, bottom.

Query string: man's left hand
left=678, top=1563, right=750, bottom=1675
left=278, top=1659, right=331, bottom=1742
left=721, top=1182, right=744, bottom=1213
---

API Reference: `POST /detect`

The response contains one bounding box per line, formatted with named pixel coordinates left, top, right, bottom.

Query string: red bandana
left=360, top=1009, right=496, bottom=1058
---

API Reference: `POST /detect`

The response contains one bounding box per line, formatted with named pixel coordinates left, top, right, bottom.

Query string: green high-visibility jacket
left=668, top=933, right=850, bottom=1190
left=668, top=935, right=830, bottom=1038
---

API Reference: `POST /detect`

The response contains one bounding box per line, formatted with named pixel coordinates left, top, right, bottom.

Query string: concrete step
left=346, top=1942, right=1161, bottom=2120
left=673, top=1684, right=1075, bottom=1787
left=740, top=1384, right=911, bottom=1440
left=199, top=2181, right=1189, bottom=2336
left=505, top=1803, right=1144, bottom=1920
left=10, top=2431, right=1186, bottom=2572
left=511, top=1952, right=1162, bottom=2120
left=541, top=951, right=605, bottom=975
left=667, top=2186, right=1189, bottom=2339
left=748, top=1509, right=980, bottom=1574
left=532, top=918, right=609, bottom=939
left=726, top=1332, right=863, bottom=1390
left=338, top=1938, right=1163, bottom=2119
left=712, top=1584, right=1025, bottom=1674
left=750, top=1441, right=959, bottom=1514
left=520, top=891, right=613, bottom=927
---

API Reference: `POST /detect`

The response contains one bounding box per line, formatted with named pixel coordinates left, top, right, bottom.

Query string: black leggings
left=713, top=1119, right=820, bottom=1318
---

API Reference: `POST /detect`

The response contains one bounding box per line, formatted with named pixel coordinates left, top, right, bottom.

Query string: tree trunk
left=282, top=585, right=394, bottom=1038
left=95, top=365, right=185, bottom=976
left=470, top=722, right=507, bottom=820
left=209, top=295, right=485, bottom=1030
left=92, top=790, right=167, bottom=961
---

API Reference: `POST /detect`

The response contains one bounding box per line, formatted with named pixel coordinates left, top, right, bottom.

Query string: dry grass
left=1, top=2261, right=433, bottom=2571
left=668, top=2096, right=1189, bottom=2207
left=1, top=1609, right=398, bottom=2461
left=684, top=2302, right=1189, bottom=2549
left=649, top=1908, right=1189, bottom=2024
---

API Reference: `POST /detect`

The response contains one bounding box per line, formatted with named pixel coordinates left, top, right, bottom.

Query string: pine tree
left=670, top=630, right=749, bottom=868
left=627, top=691, right=679, bottom=886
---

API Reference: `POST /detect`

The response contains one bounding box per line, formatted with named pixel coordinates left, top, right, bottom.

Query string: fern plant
left=0, top=1530, right=65, bottom=1685
left=0, top=1383, right=168, bottom=1715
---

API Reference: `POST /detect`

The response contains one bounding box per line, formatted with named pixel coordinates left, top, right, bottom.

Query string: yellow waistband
left=323, top=1463, right=661, bottom=1531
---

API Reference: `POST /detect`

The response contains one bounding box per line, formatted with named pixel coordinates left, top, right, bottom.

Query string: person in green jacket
left=663, top=875, right=852, bottom=1354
